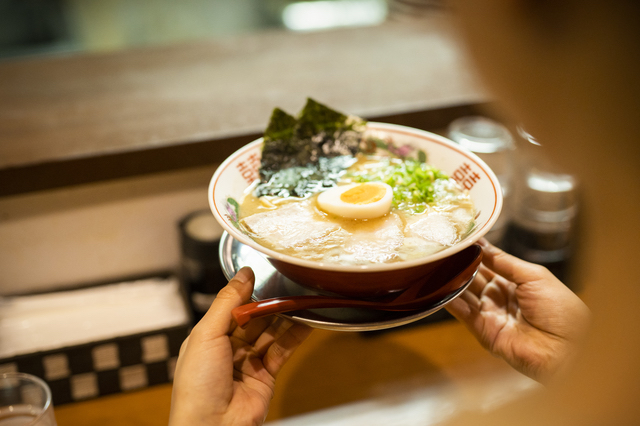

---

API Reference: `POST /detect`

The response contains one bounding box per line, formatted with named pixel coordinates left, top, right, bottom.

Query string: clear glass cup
left=448, top=116, right=515, bottom=246
left=0, top=373, right=57, bottom=426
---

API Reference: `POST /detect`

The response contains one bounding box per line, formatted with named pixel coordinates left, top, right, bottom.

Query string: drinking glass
left=448, top=115, right=515, bottom=245
left=0, top=373, right=56, bottom=425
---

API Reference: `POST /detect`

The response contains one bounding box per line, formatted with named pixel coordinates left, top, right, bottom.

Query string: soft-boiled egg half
left=317, top=182, right=393, bottom=219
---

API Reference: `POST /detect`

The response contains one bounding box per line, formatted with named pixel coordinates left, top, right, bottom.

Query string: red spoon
left=232, top=244, right=482, bottom=327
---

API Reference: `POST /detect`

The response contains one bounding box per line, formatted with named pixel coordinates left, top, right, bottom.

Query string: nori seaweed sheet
left=256, top=98, right=366, bottom=198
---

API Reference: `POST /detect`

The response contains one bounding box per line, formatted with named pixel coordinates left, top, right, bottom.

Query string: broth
left=238, top=154, right=476, bottom=266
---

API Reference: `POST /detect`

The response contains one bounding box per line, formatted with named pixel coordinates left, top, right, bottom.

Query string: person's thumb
left=194, top=267, right=255, bottom=338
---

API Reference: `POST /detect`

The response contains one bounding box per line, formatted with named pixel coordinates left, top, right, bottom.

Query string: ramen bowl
left=209, top=122, right=502, bottom=298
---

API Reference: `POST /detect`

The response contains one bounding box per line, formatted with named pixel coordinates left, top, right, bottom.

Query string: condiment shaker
left=505, top=168, right=578, bottom=284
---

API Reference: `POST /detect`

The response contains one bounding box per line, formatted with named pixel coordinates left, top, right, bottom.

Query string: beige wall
left=0, top=165, right=218, bottom=295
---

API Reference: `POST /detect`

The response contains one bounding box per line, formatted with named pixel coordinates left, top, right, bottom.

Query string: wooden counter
left=54, top=319, right=538, bottom=425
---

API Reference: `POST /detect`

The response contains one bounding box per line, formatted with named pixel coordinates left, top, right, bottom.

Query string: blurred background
left=0, top=0, right=444, bottom=59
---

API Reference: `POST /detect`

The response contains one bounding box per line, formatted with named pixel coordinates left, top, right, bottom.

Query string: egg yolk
left=340, top=184, right=386, bottom=205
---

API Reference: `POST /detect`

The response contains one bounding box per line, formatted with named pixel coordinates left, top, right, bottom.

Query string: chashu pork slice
left=241, top=201, right=348, bottom=259
left=406, top=212, right=459, bottom=247
left=339, top=213, right=405, bottom=264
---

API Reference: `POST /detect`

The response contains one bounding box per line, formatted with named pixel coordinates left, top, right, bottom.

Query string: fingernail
left=478, top=238, right=489, bottom=248
left=233, top=267, right=253, bottom=284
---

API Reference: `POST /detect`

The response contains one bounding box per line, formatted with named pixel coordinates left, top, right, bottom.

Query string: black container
left=179, top=210, right=227, bottom=323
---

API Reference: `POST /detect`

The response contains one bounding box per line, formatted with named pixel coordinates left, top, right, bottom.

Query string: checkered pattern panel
left=0, top=325, right=189, bottom=406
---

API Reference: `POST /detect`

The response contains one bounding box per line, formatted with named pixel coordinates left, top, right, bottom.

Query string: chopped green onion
left=349, top=159, right=449, bottom=213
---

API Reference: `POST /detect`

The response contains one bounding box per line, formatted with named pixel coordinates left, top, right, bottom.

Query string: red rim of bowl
left=208, top=122, right=502, bottom=273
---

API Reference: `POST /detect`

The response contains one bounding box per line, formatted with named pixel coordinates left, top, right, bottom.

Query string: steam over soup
left=239, top=154, right=476, bottom=265
left=237, top=98, right=476, bottom=266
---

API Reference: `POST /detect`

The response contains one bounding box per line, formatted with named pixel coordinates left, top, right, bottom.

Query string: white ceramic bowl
left=209, top=122, right=502, bottom=298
